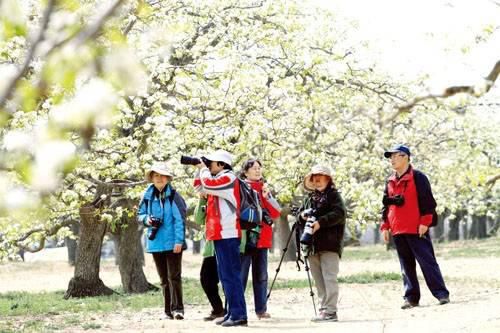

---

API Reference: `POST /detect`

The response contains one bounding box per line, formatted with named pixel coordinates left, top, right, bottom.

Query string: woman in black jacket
left=298, top=165, right=346, bottom=322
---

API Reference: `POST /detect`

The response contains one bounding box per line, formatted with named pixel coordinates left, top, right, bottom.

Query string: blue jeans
left=214, top=238, right=247, bottom=321
left=241, top=248, right=268, bottom=314
left=393, top=233, right=449, bottom=303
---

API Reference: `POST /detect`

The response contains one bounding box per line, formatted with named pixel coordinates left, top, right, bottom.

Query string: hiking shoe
left=160, top=313, right=173, bottom=320
left=311, top=312, right=338, bottom=322
left=203, top=310, right=225, bottom=321
left=439, top=297, right=450, bottom=305
left=173, top=311, right=184, bottom=320
left=401, top=300, right=419, bottom=309
left=256, top=312, right=271, bottom=319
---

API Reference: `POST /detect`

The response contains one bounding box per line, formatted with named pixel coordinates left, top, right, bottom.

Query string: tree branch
left=84, top=177, right=146, bottom=189
left=72, top=0, right=126, bottom=47
left=15, top=217, right=75, bottom=253
left=0, top=0, right=56, bottom=110
left=385, top=59, right=500, bottom=124
left=486, top=173, right=500, bottom=187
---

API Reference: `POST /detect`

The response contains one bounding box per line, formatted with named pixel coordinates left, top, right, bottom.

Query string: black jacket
left=299, top=185, right=347, bottom=256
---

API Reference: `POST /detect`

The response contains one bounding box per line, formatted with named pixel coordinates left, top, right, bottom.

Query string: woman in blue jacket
left=138, top=162, right=186, bottom=320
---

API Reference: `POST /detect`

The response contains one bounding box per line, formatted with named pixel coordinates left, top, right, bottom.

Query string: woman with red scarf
left=239, top=158, right=281, bottom=319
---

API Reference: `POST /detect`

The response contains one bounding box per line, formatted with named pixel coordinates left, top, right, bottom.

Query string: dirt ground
left=1, top=248, right=500, bottom=333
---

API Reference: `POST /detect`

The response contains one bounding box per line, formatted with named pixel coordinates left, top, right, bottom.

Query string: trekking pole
left=267, top=222, right=297, bottom=301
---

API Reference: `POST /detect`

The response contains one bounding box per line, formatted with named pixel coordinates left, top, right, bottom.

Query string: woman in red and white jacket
left=239, top=158, right=281, bottom=319
left=193, top=149, right=248, bottom=327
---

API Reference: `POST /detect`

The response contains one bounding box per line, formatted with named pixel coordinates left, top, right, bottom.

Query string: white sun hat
left=145, top=161, right=174, bottom=182
left=202, top=149, right=233, bottom=166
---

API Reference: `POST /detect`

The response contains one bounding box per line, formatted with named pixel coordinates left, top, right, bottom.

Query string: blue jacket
left=137, top=184, right=185, bottom=253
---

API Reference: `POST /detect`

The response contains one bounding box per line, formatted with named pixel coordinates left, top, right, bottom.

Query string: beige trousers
left=308, top=251, right=340, bottom=314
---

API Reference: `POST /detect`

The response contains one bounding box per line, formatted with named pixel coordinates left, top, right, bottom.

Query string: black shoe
left=439, top=297, right=450, bottom=305
left=204, top=310, right=225, bottom=321
left=401, top=300, right=419, bottom=309
left=221, top=319, right=248, bottom=327
left=173, top=311, right=184, bottom=320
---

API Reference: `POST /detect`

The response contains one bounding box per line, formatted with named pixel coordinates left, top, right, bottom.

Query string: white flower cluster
left=32, top=140, right=76, bottom=192
left=49, top=78, right=119, bottom=129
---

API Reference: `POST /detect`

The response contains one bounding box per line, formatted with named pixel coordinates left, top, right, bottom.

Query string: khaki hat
left=145, top=161, right=174, bottom=182
left=303, top=165, right=333, bottom=191
left=203, top=149, right=233, bottom=166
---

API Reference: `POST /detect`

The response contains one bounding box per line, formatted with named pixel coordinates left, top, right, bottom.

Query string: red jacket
left=380, top=167, right=433, bottom=235
left=247, top=180, right=281, bottom=249
left=194, top=168, right=241, bottom=241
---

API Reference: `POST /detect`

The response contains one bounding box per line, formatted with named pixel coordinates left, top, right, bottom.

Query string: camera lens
left=180, top=155, right=202, bottom=165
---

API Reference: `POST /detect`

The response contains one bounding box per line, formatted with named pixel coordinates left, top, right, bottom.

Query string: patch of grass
left=82, top=323, right=102, bottom=330
left=271, top=271, right=400, bottom=289
left=339, top=271, right=401, bottom=283
left=342, top=245, right=392, bottom=260
left=434, top=236, right=500, bottom=258
left=0, top=278, right=207, bottom=318
left=0, top=271, right=401, bottom=319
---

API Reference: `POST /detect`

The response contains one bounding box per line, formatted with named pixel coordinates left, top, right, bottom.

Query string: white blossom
left=2, top=130, right=32, bottom=152
left=49, top=78, right=119, bottom=129
left=103, top=47, right=149, bottom=95
left=32, top=140, right=76, bottom=192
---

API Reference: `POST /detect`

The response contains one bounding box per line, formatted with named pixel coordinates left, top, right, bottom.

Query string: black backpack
left=237, top=178, right=263, bottom=230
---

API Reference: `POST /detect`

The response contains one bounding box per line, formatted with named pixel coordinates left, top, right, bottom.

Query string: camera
left=300, top=208, right=317, bottom=246
left=180, top=155, right=212, bottom=166
left=262, top=209, right=273, bottom=226
left=148, top=217, right=163, bottom=241
left=383, top=194, right=405, bottom=207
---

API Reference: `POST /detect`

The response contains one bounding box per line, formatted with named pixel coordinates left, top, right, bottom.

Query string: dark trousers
left=152, top=251, right=184, bottom=315
left=241, top=248, right=269, bottom=314
left=393, top=234, right=449, bottom=303
left=200, top=256, right=224, bottom=314
left=214, top=238, right=247, bottom=321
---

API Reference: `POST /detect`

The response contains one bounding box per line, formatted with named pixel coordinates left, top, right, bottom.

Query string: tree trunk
left=116, top=200, right=157, bottom=293
left=470, top=215, right=487, bottom=239
left=114, top=200, right=158, bottom=293
left=65, top=221, right=79, bottom=266
left=431, top=209, right=447, bottom=242
left=190, top=228, right=201, bottom=254
left=112, top=234, right=121, bottom=266
left=447, top=210, right=465, bottom=241
left=275, top=207, right=297, bottom=262
left=65, top=205, right=114, bottom=298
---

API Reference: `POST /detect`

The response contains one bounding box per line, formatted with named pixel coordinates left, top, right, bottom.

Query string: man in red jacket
left=381, top=144, right=450, bottom=309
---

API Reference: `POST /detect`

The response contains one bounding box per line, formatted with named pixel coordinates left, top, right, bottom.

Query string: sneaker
left=311, top=312, right=338, bottom=322
left=256, top=312, right=271, bottom=319
left=438, top=297, right=450, bottom=305
left=401, top=300, right=419, bottom=309
left=215, top=316, right=229, bottom=325
left=173, top=311, right=184, bottom=320
left=203, top=310, right=225, bottom=321
left=220, top=319, right=248, bottom=327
